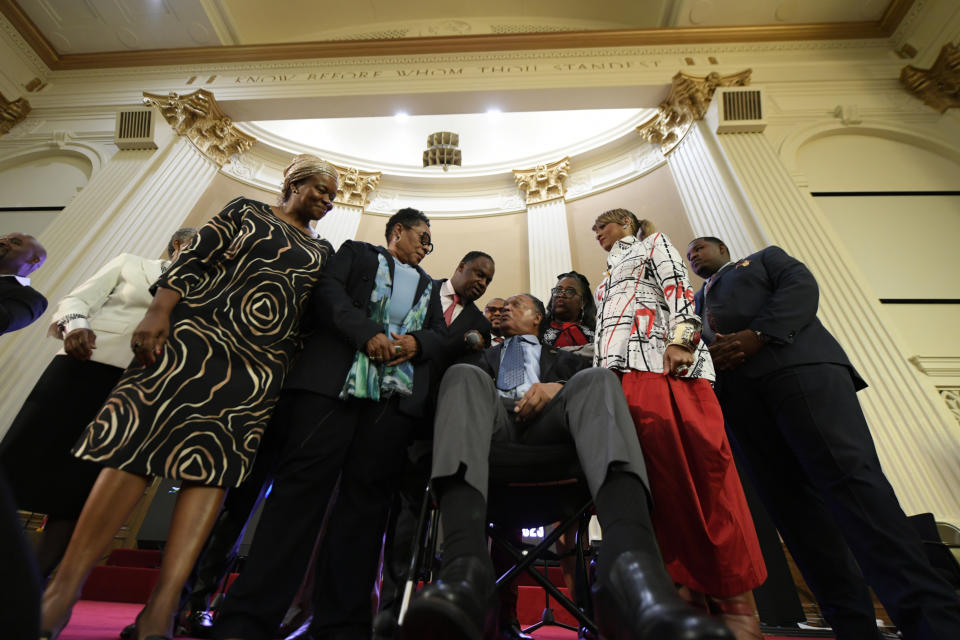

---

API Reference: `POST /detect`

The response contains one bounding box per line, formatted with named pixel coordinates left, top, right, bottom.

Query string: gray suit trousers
left=431, top=364, right=649, bottom=500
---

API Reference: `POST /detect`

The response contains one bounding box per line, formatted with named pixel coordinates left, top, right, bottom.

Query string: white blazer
left=49, top=253, right=165, bottom=369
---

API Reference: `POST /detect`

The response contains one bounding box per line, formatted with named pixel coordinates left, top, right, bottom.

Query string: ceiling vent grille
left=712, top=87, right=766, bottom=133
left=114, top=107, right=158, bottom=150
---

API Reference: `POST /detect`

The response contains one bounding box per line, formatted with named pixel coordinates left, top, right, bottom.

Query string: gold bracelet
left=667, top=323, right=700, bottom=352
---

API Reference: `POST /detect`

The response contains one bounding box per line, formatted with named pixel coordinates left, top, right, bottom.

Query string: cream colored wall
left=797, top=134, right=960, bottom=360
left=567, top=165, right=703, bottom=295
left=354, top=210, right=529, bottom=308
left=0, top=153, right=92, bottom=236
left=179, top=171, right=278, bottom=231
left=182, top=166, right=698, bottom=310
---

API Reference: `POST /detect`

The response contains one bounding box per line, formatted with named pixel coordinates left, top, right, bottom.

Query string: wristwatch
left=752, top=330, right=769, bottom=344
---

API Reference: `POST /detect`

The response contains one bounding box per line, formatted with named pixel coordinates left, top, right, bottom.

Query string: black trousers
left=182, top=404, right=289, bottom=614
left=213, top=391, right=416, bottom=640
left=0, top=469, right=40, bottom=639
left=717, top=362, right=960, bottom=640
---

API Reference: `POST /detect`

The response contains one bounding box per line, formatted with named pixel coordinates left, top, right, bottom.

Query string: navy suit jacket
left=284, top=240, right=448, bottom=418
left=461, top=337, right=589, bottom=386
left=694, top=245, right=866, bottom=389
left=0, top=277, right=47, bottom=336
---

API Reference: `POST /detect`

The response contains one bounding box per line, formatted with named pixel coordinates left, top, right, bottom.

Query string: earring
left=293, top=188, right=299, bottom=194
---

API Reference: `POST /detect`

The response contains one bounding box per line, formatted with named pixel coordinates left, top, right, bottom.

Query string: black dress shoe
left=400, top=556, right=498, bottom=640
left=593, top=551, right=734, bottom=640
left=497, top=619, right=533, bottom=640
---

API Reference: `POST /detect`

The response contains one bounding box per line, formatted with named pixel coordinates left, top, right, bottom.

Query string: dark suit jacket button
left=353, top=301, right=362, bottom=308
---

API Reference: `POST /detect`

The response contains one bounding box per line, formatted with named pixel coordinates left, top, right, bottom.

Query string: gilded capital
left=0, top=93, right=31, bottom=137
left=143, top=89, right=256, bottom=167
left=332, top=164, right=382, bottom=208
left=901, top=43, right=960, bottom=114
left=637, top=69, right=752, bottom=155
left=513, top=158, right=571, bottom=205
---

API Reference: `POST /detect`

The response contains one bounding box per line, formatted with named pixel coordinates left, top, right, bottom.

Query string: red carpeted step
left=106, top=548, right=163, bottom=568
left=80, top=565, right=159, bottom=603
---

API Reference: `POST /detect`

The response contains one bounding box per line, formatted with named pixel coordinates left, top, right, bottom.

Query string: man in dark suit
left=0, top=234, right=47, bottom=636
left=0, top=232, right=47, bottom=335
left=686, top=237, right=960, bottom=640
left=438, top=250, right=494, bottom=347
left=215, top=209, right=449, bottom=640
left=402, top=293, right=733, bottom=640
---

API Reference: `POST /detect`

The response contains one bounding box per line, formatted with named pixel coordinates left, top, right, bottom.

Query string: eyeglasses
left=485, top=306, right=505, bottom=314
left=409, top=229, right=434, bottom=255
left=550, top=287, right=581, bottom=298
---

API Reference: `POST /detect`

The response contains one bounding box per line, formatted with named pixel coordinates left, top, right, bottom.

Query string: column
left=718, top=130, right=960, bottom=525
left=637, top=69, right=760, bottom=259
left=514, top=158, right=572, bottom=302
left=314, top=165, right=381, bottom=250
left=0, top=89, right=256, bottom=440
left=668, top=121, right=765, bottom=259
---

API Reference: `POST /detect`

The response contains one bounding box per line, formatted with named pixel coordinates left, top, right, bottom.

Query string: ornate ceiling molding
left=0, top=92, right=30, bottom=136
left=513, top=157, right=570, bottom=205
left=636, top=69, right=751, bottom=155
left=331, top=164, right=382, bottom=208
left=0, top=0, right=917, bottom=71
left=900, top=42, right=960, bottom=113
left=142, top=88, right=256, bottom=167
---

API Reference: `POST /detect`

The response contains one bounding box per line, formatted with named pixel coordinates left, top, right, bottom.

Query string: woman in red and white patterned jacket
left=592, top=208, right=766, bottom=640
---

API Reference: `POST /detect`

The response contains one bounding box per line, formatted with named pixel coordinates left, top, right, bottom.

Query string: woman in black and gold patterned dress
left=40, top=155, right=339, bottom=640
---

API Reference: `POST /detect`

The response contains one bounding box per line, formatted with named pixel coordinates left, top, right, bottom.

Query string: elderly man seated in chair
left=402, top=293, right=733, bottom=640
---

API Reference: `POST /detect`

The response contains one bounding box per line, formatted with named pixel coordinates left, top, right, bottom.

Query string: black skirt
left=0, top=355, right=124, bottom=519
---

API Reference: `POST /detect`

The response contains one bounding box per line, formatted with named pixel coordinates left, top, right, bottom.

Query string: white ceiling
left=16, top=0, right=894, bottom=54
left=246, top=108, right=652, bottom=175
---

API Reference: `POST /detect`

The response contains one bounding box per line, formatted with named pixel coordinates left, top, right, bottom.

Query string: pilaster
left=0, top=94, right=250, bottom=440
left=718, top=130, right=960, bottom=526
left=314, top=164, right=381, bottom=250
left=514, top=158, right=572, bottom=301
left=667, top=121, right=764, bottom=259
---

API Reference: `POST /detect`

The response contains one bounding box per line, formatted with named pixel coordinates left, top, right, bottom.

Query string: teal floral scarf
left=340, top=253, right=433, bottom=401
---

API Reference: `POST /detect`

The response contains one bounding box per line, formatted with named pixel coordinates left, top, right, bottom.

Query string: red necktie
left=443, top=293, right=460, bottom=326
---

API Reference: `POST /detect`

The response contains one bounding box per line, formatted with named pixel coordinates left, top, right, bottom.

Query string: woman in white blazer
left=0, top=228, right=197, bottom=578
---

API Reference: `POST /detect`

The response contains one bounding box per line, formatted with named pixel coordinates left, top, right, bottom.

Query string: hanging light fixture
left=422, top=131, right=461, bottom=171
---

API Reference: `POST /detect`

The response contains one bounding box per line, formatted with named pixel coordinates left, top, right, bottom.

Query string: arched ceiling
left=245, top=108, right=653, bottom=176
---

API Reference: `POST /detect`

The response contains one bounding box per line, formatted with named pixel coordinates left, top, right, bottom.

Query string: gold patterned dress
left=73, top=198, right=333, bottom=487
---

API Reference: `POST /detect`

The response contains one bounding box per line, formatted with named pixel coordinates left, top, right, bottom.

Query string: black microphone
left=464, top=331, right=483, bottom=349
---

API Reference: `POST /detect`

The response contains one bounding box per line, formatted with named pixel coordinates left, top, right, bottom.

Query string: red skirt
left=620, top=371, right=766, bottom=596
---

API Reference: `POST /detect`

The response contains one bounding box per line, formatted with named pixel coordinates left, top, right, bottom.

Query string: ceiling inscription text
left=225, top=59, right=658, bottom=85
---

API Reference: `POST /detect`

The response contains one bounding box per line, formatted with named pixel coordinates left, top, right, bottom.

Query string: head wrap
left=281, top=154, right=339, bottom=199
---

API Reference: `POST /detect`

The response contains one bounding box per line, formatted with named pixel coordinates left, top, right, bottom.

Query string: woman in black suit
left=214, top=208, right=449, bottom=640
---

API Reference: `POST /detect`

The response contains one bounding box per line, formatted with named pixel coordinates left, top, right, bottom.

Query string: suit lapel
left=539, top=344, right=559, bottom=382
left=484, top=343, right=502, bottom=379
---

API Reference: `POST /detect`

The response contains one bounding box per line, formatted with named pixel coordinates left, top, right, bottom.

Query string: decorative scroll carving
left=513, top=157, right=570, bottom=205
left=941, top=388, right=960, bottom=427
left=331, top=164, right=381, bottom=208
left=0, top=93, right=31, bottom=136
left=637, top=69, right=752, bottom=155
left=900, top=43, right=960, bottom=114
left=142, top=89, right=256, bottom=166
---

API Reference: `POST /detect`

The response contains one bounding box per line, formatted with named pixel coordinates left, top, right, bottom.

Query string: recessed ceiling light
left=486, top=107, right=502, bottom=117
left=394, top=111, right=409, bottom=122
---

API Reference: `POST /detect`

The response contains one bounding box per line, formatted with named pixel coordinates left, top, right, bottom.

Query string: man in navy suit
left=686, top=237, right=960, bottom=640
left=0, top=232, right=47, bottom=335
left=402, top=293, right=733, bottom=640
